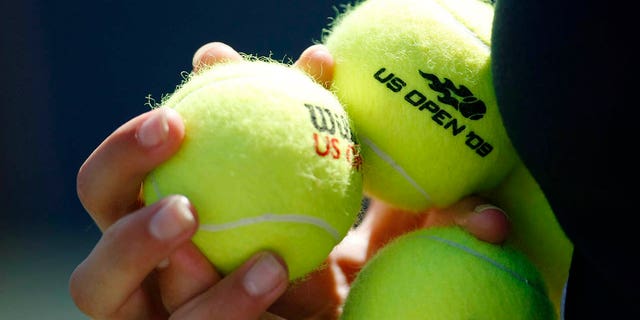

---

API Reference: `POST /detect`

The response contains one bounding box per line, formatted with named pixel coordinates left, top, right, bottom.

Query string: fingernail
left=149, top=196, right=195, bottom=240
left=474, top=204, right=506, bottom=216
left=243, top=253, right=288, bottom=297
left=136, top=108, right=172, bottom=148
left=310, top=45, right=331, bottom=62
left=192, top=45, right=209, bottom=69
left=192, top=43, right=223, bottom=68
left=470, top=204, right=511, bottom=244
left=192, top=42, right=239, bottom=70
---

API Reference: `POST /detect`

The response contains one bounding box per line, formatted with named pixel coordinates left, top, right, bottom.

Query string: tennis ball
left=142, top=59, right=364, bottom=280
left=341, top=227, right=557, bottom=320
left=323, top=0, right=573, bottom=312
left=323, top=0, right=515, bottom=211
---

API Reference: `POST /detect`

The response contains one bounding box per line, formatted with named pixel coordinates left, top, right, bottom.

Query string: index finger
left=77, top=107, right=185, bottom=230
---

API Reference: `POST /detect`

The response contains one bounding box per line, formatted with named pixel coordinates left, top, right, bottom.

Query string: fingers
left=422, top=196, right=510, bottom=244
left=156, top=242, right=221, bottom=313
left=192, top=42, right=243, bottom=72
left=192, top=42, right=336, bottom=90
left=74, top=42, right=337, bottom=320
left=268, top=265, right=343, bottom=320
left=69, top=195, right=197, bottom=319
left=171, top=252, right=289, bottom=320
left=77, top=107, right=185, bottom=230
left=79, top=42, right=245, bottom=230
left=293, top=44, right=335, bottom=88
left=364, top=197, right=511, bottom=260
left=70, top=194, right=288, bottom=319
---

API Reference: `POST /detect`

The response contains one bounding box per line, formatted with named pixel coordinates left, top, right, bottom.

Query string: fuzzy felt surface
left=342, top=227, right=557, bottom=320
left=323, top=0, right=517, bottom=211
left=143, top=60, right=363, bottom=280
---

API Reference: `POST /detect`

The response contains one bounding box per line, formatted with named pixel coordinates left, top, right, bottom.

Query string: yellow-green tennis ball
left=142, top=60, right=364, bottom=280
left=341, top=227, right=557, bottom=320
left=323, top=0, right=517, bottom=211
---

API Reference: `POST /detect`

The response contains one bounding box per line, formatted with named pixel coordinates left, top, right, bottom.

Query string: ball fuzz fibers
left=323, top=0, right=517, bottom=211
left=341, top=227, right=557, bottom=320
left=143, top=60, right=363, bottom=280
left=323, top=0, right=572, bottom=311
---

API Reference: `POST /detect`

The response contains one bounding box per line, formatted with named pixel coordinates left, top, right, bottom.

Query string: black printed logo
left=373, top=67, right=494, bottom=158
left=419, top=71, right=487, bottom=120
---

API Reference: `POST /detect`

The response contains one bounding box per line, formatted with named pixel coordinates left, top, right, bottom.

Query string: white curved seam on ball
left=151, top=173, right=342, bottom=242
left=427, top=235, right=548, bottom=297
left=199, top=214, right=342, bottom=242
left=432, top=0, right=491, bottom=52
left=362, top=137, right=431, bottom=203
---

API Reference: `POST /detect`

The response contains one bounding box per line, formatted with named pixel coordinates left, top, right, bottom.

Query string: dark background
left=1, top=1, right=346, bottom=318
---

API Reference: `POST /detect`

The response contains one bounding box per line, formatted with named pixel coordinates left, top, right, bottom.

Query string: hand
left=70, top=43, right=294, bottom=320
left=328, top=196, right=510, bottom=282
left=69, top=41, right=511, bottom=320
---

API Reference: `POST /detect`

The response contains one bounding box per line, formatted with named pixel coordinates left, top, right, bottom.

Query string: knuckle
left=69, top=263, right=117, bottom=319
left=68, top=264, right=99, bottom=318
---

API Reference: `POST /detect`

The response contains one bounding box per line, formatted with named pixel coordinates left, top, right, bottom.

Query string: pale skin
left=70, top=42, right=510, bottom=320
